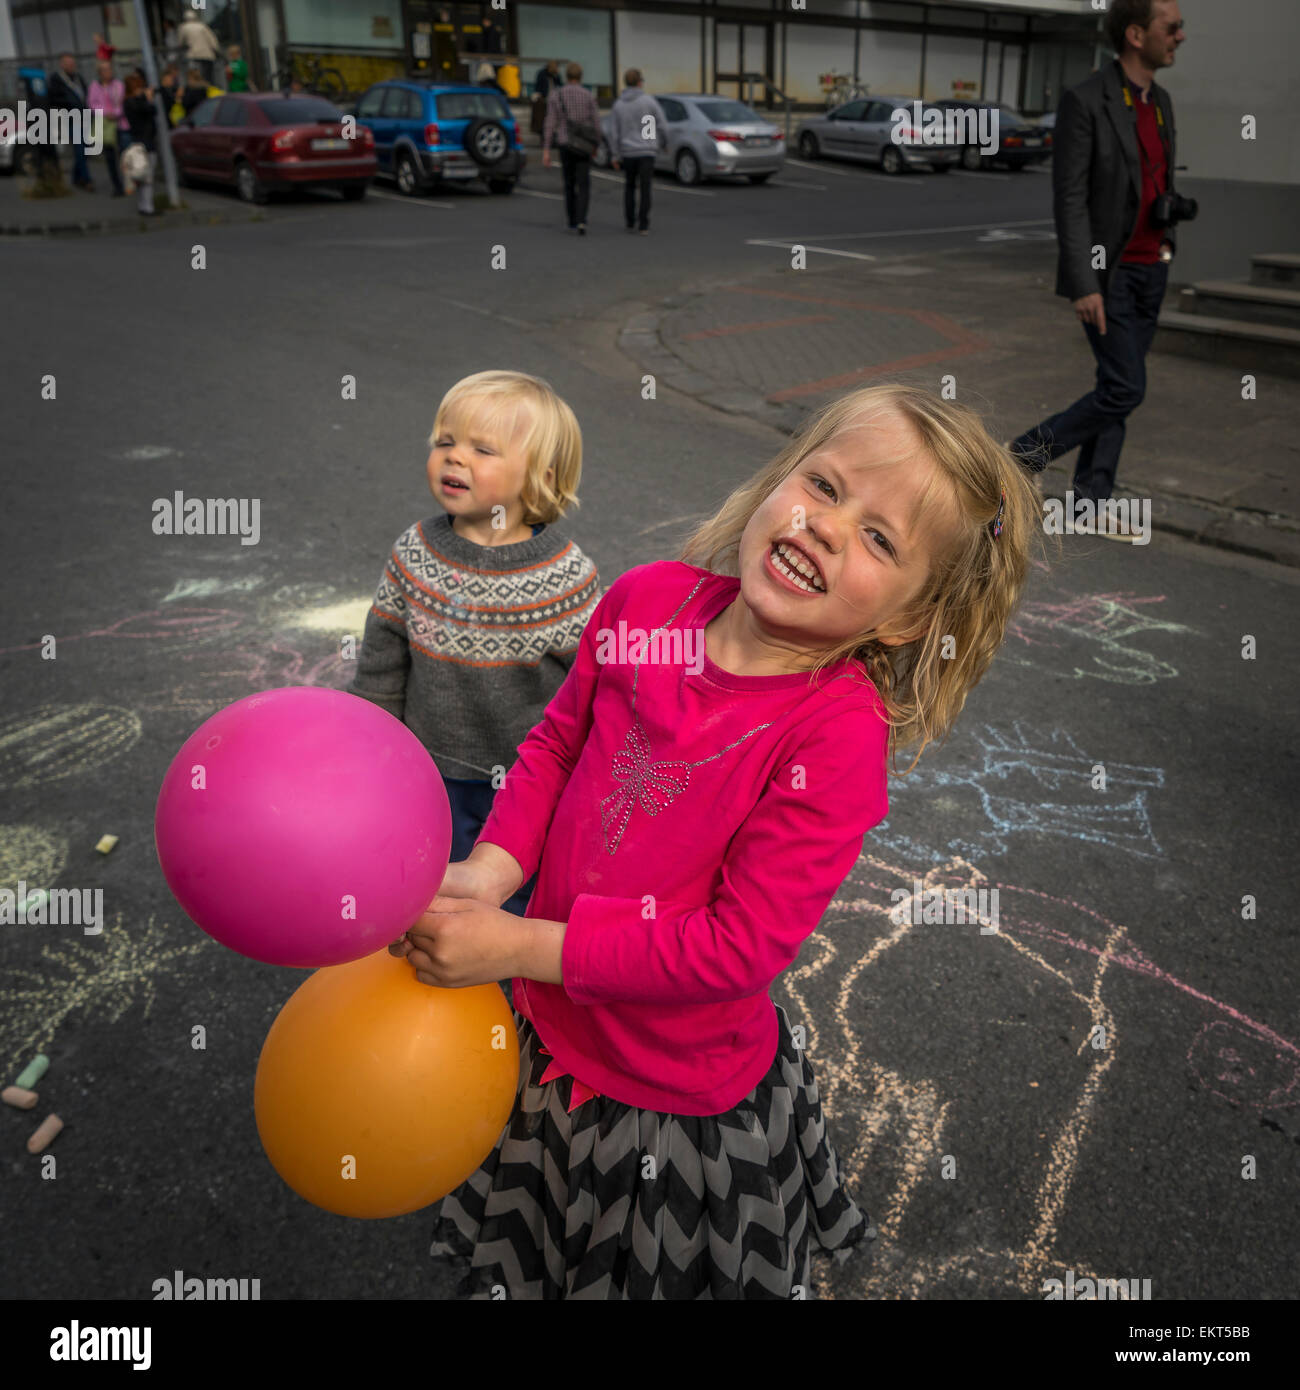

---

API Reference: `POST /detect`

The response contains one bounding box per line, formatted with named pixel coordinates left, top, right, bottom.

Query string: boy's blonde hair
left=429, top=370, right=582, bottom=526
left=679, top=383, right=1039, bottom=768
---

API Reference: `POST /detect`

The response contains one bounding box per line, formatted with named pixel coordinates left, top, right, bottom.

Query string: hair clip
left=990, top=486, right=1006, bottom=540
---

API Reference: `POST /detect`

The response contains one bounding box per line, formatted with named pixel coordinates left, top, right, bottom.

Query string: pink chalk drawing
left=1004, top=591, right=1194, bottom=685
left=788, top=851, right=1297, bottom=1299
left=0, top=608, right=244, bottom=656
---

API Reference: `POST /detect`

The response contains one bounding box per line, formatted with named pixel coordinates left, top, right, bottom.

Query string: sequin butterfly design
left=599, top=719, right=693, bottom=855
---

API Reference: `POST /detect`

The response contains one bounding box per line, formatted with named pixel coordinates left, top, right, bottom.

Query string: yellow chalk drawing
left=0, top=704, right=143, bottom=789
left=786, top=853, right=1133, bottom=1301
left=0, top=912, right=207, bottom=1072
left=0, top=824, right=69, bottom=892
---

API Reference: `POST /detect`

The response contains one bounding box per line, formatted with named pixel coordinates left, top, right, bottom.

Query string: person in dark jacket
left=180, top=66, right=208, bottom=118
left=530, top=59, right=559, bottom=136
left=122, top=72, right=159, bottom=215
left=47, top=53, right=93, bottom=188
left=1009, top=0, right=1186, bottom=536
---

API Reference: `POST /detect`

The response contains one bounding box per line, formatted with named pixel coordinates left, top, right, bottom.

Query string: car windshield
left=437, top=92, right=509, bottom=120
left=257, top=98, right=340, bottom=124
left=694, top=100, right=760, bottom=123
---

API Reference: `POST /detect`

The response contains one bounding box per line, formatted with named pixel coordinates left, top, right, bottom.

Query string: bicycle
left=274, top=55, right=347, bottom=101
left=821, top=74, right=869, bottom=109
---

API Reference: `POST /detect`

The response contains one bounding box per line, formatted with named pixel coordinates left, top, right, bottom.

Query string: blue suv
left=354, top=80, right=525, bottom=195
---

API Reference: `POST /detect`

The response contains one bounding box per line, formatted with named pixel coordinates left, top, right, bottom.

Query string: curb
left=618, top=292, right=1300, bottom=570
left=0, top=205, right=268, bottom=237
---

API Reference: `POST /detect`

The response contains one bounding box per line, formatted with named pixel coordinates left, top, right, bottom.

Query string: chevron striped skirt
left=429, top=1002, right=876, bottom=1299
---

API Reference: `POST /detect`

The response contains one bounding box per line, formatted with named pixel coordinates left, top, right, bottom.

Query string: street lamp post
left=131, top=0, right=181, bottom=209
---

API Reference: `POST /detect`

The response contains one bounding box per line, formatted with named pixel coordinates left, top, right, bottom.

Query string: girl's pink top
left=88, top=78, right=125, bottom=120
left=480, top=560, right=890, bottom=1116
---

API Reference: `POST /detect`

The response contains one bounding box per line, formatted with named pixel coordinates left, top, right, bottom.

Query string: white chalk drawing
left=1003, top=591, right=1194, bottom=685
left=789, top=851, right=1298, bottom=1299
left=0, top=912, right=209, bottom=1073
left=877, top=720, right=1165, bottom=861
left=0, top=704, right=144, bottom=790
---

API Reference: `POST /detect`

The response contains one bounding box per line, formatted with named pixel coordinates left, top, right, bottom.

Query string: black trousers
left=621, top=154, right=654, bottom=229
left=1012, top=261, right=1169, bottom=501
left=559, top=147, right=591, bottom=227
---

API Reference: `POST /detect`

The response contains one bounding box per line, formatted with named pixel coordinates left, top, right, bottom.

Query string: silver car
left=795, top=95, right=958, bottom=174
left=599, top=93, right=784, bottom=186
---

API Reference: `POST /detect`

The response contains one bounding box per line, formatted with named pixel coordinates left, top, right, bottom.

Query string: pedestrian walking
left=178, top=7, right=223, bottom=88
left=541, top=63, right=602, bottom=235
left=87, top=59, right=126, bottom=197
left=180, top=67, right=208, bottom=119
left=609, top=67, right=665, bottom=234
left=1009, top=0, right=1189, bottom=539
left=121, top=73, right=159, bottom=216
left=530, top=59, right=560, bottom=137
left=157, top=63, right=182, bottom=126
left=393, top=382, right=1038, bottom=1299
left=47, top=53, right=93, bottom=190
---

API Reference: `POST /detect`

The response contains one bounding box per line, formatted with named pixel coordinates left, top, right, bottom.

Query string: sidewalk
left=618, top=241, right=1300, bottom=567
left=0, top=149, right=266, bottom=236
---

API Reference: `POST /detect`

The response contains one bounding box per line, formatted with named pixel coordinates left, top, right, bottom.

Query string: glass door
left=714, top=21, right=771, bottom=102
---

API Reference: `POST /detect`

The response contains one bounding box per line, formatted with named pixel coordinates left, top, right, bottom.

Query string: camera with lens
left=1152, top=192, right=1198, bottom=227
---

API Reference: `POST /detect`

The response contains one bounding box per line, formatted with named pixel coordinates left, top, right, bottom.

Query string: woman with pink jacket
left=87, top=60, right=127, bottom=197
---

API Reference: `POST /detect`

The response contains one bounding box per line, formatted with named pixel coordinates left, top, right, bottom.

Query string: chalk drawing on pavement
left=877, top=720, right=1166, bottom=860
left=0, top=823, right=69, bottom=891
left=0, top=704, right=143, bottom=790
left=788, top=852, right=1298, bottom=1299
left=1004, top=592, right=1194, bottom=685
left=0, top=912, right=209, bottom=1074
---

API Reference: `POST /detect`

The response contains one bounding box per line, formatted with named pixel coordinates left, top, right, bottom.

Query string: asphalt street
left=2, top=152, right=1297, bottom=1305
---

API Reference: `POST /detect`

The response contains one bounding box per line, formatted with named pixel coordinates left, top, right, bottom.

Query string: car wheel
left=747, top=172, right=772, bottom=184
left=464, top=118, right=510, bottom=169
left=341, top=182, right=367, bottom=200
left=798, top=132, right=820, bottom=159
left=881, top=146, right=904, bottom=175
left=487, top=178, right=514, bottom=194
left=961, top=145, right=982, bottom=171
left=235, top=159, right=267, bottom=204
left=675, top=148, right=701, bottom=185
left=396, top=151, right=422, bottom=196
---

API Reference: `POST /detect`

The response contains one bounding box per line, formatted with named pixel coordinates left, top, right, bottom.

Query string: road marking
left=755, top=217, right=1056, bottom=244
left=592, top=169, right=716, bottom=196
left=369, top=189, right=457, bottom=209
left=746, top=239, right=877, bottom=261
left=768, top=177, right=829, bottom=191
left=950, top=168, right=1012, bottom=182
left=442, top=298, right=534, bottom=330
left=514, top=186, right=564, bottom=201
left=784, top=156, right=922, bottom=187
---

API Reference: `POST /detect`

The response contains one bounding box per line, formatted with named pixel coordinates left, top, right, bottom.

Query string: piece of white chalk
left=95, top=834, right=119, bottom=854
left=27, top=1113, right=63, bottom=1154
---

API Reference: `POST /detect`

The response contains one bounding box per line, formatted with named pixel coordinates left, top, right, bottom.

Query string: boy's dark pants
left=1011, top=261, right=1168, bottom=501
left=444, top=777, right=536, bottom=917
left=559, top=147, right=591, bottom=226
left=621, top=154, right=654, bottom=229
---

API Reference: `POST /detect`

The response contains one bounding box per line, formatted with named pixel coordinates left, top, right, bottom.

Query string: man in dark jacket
left=1010, top=0, right=1186, bottom=535
left=47, top=53, right=92, bottom=189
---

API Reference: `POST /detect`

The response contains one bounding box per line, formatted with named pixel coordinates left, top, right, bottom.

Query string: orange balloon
left=254, top=949, right=519, bottom=1218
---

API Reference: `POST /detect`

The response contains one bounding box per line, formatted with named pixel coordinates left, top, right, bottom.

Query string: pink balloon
left=155, top=687, right=450, bottom=967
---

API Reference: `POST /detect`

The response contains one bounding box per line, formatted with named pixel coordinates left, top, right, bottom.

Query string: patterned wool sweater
left=348, top=514, right=600, bottom=782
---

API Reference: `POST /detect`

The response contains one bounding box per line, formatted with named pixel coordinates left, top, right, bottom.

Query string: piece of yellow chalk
left=95, top=835, right=119, bottom=854
left=14, top=1055, right=48, bottom=1089
left=2, top=1085, right=38, bottom=1110
left=27, top=1113, right=63, bottom=1153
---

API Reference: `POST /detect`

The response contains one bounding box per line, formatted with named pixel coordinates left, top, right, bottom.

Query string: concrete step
left=1178, top=279, right=1300, bottom=329
left=1154, top=309, right=1300, bottom=379
left=1250, top=252, right=1300, bottom=287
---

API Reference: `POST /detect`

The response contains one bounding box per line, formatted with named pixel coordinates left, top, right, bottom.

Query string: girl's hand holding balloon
left=393, top=896, right=531, bottom=989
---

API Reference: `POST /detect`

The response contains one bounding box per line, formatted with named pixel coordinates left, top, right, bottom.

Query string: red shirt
left=1122, top=87, right=1167, bottom=264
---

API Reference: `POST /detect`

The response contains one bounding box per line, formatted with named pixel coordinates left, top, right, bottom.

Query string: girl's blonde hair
left=429, top=370, right=582, bottom=526
left=679, top=383, right=1039, bottom=769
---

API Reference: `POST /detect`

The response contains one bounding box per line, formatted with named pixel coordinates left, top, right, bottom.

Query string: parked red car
left=170, top=93, right=376, bottom=203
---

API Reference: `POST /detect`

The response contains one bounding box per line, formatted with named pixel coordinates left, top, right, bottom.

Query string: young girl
left=391, top=382, right=1038, bottom=1299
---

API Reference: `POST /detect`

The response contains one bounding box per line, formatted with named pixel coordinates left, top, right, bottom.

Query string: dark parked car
left=170, top=93, right=376, bottom=203
left=354, top=79, right=525, bottom=195
left=932, top=101, right=1053, bottom=171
